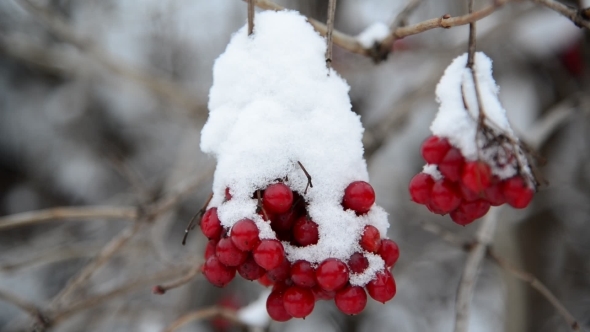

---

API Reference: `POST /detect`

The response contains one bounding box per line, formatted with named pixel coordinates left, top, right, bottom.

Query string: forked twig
left=182, top=193, right=213, bottom=245
left=297, top=161, right=313, bottom=194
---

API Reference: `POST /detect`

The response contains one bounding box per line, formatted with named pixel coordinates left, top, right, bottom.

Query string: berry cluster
left=408, top=135, right=535, bottom=225
left=200, top=181, right=399, bottom=321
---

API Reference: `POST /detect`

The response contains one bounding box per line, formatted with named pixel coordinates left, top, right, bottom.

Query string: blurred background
left=1, top=0, right=589, bottom=331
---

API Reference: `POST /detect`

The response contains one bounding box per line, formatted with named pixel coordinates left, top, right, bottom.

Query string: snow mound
left=201, top=10, right=388, bottom=286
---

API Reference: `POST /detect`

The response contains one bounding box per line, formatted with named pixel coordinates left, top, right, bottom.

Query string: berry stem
left=182, top=192, right=213, bottom=245
left=297, top=161, right=314, bottom=194
left=153, top=263, right=203, bottom=295
left=256, top=190, right=270, bottom=220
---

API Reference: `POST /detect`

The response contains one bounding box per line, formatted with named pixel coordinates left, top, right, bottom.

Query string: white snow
left=357, top=22, right=390, bottom=48
left=422, top=164, right=442, bottom=181
left=237, top=290, right=271, bottom=327
left=201, top=10, right=389, bottom=286
left=430, top=52, right=531, bottom=182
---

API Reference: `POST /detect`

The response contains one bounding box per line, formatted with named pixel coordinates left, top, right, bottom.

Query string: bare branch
left=0, top=289, right=48, bottom=327
left=325, top=0, right=337, bottom=70
left=152, top=263, right=203, bottom=294
left=531, top=0, right=590, bottom=29
left=454, top=207, right=500, bottom=332
left=247, top=0, right=255, bottom=35
left=0, top=206, right=138, bottom=231
left=163, top=306, right=249, bottom=332
left=391, top=0, right=424, bottom=29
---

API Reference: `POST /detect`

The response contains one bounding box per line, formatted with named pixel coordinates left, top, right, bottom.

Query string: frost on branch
left=199, top=10, right=398, bottom=319
left=409, top=53, right=536, bottom=225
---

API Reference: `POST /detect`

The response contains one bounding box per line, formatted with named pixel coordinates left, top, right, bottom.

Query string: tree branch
left=531, top=0, right=590, bottom=29
left=0, top=289, right=48, bottom=327
left=152, top=263, right=203, bottom=294
left=163, top=306, right=250, bottom=332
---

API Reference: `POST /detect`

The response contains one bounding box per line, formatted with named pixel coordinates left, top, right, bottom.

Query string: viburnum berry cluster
left=197, top=11, right=398, bottom=321
left=201, top=180, right=399, bottom=320
left=408, top=52, right=537, bottom=226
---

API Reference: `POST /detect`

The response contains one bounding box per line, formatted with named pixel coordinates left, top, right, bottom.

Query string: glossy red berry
left=266, top=290, right=292, bottom=322
left=459, top=184, right=480, bottom=202
left=237, top=255, right=266, bottom=281
left=204, top=239, right=218, bottom=260
left=271, top=210, right=297, bottom=232
left=343, top=181, right=375, bottom=214
left=438, top=148, right=465, bottom=182
left=502, top=176, right=534, bottom=209
left=258, top=274, right=273, bottom=287
left=316, top=258, right=349, bottom=292
left=421, top=136, right=452, bottom=164
left=293, top=216, right=319, bottom=246
left=366, top=270, right=396, bottom=303
left=290, top=260, right=316, bottom=288
left=379, top=239, right=399, bottom=267
left=335, top=285, right=367, bottom=315
left=408, top=173, right=434, bottom=204
left=360, top=225, right=382, bottom=253
left=253, top=239, right=285, bottom=270
left=216, top=237, right=248, bottom=267
left=484, top=181, right=505, bottom=206
left=263, top=183, right=294, bottom=214
left=266, top=258, right=291, bottom=283
left=431, top=180, right=461, bottom=213
left=347, top=252, right=369, bottom=274
left=283, top=286, right=315, bottom=318
left=312, top=285, right=335, bottom=301
left=203, top=256, right=236, bottom=287
left=231, top=219, right=260, bottom=251
left=449, top=208, right=474, bottom=226
left=200, top=208, right=222, bottom=240
left=462, top=199, right=491, bottom=220
left=462, top=161, right=492, bottom=193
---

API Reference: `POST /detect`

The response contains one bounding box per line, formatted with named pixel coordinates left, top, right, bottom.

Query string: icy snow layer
left=431, top=52, right=530, bottom=180
left=201, top=10, right=387, bottom=286
left=357, top=22, right=390, bottom=48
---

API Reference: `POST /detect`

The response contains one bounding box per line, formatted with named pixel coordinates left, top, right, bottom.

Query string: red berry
left=449, top=208, right=474, bottom=226
left=459, top=184, right=480, bottom=202
left=438, top=148, right=465, bottom=181
left=408, top=173, right=434, bottom=205
left=335, top=285, right=367, bottom=315
left=290, top=260, right=316, bottom=288
left=253, top=239, right=285, bottom=270
left=343, top=181, right=375, bottom=214
left=483, top=180, right=505, bottom=206
left=360, top=225, right=382, bottom=253
left=283, top=286, right=315, bottom=318
left=216, top=237, right=248, bottom=267
left=200, top=208, right=222, bottom=240
left=316, top=258, right=349, bottom=292
left=263, top=183, right=294, bottom=214
left=379, top=239, right=399, bottom=267
left=225, top=187, right=232, bottom=200
left=258, top=274, right=273, bottom=287
left=271, top=210, right=298, bottom=232
left=462, top=161, right=492, bottom=193
left=421, top=136, right=452, bottom=164
left=237, top=255, right=266, bottom=281
left=312, top=285, right=335, bottom=301
left=366, top=270, right=396, bottom=303
left=266, top=290, right=292, bottom=322
left=502, top=176, right=534, bottom=209
left=231, top=219, right=260, bottom=251
left=431, top=179, right=461, bottom=213
left=293, top=216, right=319, bottom=246
left=267, top=258, right=291, bottom=283
left=462, top=199, right=491, bottom=220
left=204, top=239, right=218, bottom=260
left=347, top=252, right=369, bottom=274
left=203, top=256, right=236, bottom=287
left=426, top=201, right=446, bottom=215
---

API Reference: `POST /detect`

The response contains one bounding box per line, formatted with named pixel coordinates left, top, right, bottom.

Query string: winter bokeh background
left=1, top=0, right=589, bottom=331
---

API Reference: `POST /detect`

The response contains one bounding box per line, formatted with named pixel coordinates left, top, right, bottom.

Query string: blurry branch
left=531, top=0, right=590, bottom=29
left=0, top=289, right=48, bottom=328
left=251, top=0, right=510, bottom=63
left=454, top=207, right=500, bottom=332
left=15, top=0, right=203, bottom=115
left=525, top=96, right=578, bottom=150
left=152, top=262, right=203, bottom=295
left=0, top=206, right=138, bottom=231
left=0, top=245, right=101, bottom=272
left=488, top=251, right=582, bottom=331
left=0, top=35, right=72, bottom=76
left=416, top=218, right=583, bottom=331
left=391, top=0, right=425, bottom=29
left=163, top=306, right=250, bottom=332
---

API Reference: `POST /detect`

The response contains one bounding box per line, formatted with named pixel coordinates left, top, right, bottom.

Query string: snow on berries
left=409, top=53, right=537, bottom=225
left=198, top=10, right=398, bottom=320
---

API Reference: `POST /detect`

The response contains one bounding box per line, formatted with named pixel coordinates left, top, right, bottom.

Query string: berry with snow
left=343, top=181, right=376, bottom=214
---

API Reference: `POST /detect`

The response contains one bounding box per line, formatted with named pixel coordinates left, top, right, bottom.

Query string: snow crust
left=201, top=10, right=388, bottom=286
left=431, top=52, right=529, bottom=180
left=357, top=22, right=390, bottom=48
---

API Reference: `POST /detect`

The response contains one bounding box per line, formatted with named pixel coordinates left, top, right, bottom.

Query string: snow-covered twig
left=453, top=207, right=499, bottom=332
left=163, top=307, right=250, bottom=332
left=14, top=0, right=202, bottom=115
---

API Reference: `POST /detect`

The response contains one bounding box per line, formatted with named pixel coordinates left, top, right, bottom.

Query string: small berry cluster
left=200, top=181, right=399, bottom=321
left=408, top=135, right=535, bottom=225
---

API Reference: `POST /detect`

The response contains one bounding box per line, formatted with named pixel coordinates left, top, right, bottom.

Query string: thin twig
left=0, top=245, right=101, bottom=272
left=466, top=0, right=477, bottom=69
left=153, top=263, right=203, bottom=294
left=15, top=0, right=202, bottom=114
left=531, top=0, right=590, bottom=29
left=297, top=161, right=313, bottom=195
left=163, top=306, right=249, bottom=332
left=247, top=0, right=255, bottom=35
left=0, top=289, right=48, bottom=327
left=325, top=0, right=337, bottom=70
left=0, top=206, right=138, bottom=231
left=488, top=250, right=582, bottom=331
left=391, top=0, right=424, bottom=29
left=182, top=193, right=213, bottom=245
left=454, top=207, right=500, bottom=332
